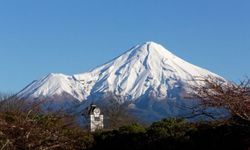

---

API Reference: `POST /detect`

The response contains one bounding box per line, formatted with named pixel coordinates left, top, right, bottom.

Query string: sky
left=0, top=0, right=249, bottom=93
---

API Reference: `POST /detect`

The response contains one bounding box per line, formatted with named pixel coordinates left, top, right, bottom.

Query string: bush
left=0, top=110, right=94, bottom=150
left=145, top=118, right=196, bottom=150
left=147, top=118, right=195, bottom=139
left=119, top=123, right=146, bottom=134
left=91, top=123, right=146, bottom=150
left=0, top=95, right=94, bottom=150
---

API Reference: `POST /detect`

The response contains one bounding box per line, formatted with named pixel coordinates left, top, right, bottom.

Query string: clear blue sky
left=0, top=0, right=249, bottom=93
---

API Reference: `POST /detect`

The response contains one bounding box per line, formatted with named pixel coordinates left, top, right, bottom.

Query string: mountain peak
left=135, top=41, right=173, bottom=56
left=144, top=41, right=159, bottom=46
left=140, top=41, right=162, bottom=50
left=19, top=41, right=223, bottom=103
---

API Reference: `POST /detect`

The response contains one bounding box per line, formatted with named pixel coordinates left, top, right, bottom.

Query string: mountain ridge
left=17, top=41, right=224, bottom=121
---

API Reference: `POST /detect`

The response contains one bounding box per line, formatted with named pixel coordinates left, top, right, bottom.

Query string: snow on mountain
left=73, top=41, right=221, bottom=101
left=18, top=73, right=88, bottom=101
left=17, top=41, right=224, bottom=121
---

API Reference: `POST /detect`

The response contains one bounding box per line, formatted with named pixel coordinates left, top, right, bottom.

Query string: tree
left=194, top=76, right=250, bottom=122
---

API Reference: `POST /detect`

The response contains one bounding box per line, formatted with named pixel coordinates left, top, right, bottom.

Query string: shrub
left=0, top=94, right=94, bottom=150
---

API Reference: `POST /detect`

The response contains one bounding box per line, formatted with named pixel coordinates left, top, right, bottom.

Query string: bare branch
left=193, top=76, right=250, bottom=122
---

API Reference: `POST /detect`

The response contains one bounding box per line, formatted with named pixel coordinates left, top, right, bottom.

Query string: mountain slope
left=17, top=41, right=224, bottom=121
left=18, top=73, right=88, bottom=103
left=73, top=41, right=221, bottom=101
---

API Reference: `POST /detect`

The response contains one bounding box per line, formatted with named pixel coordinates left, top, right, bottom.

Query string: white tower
left=89, top=105, right=104, bottom=132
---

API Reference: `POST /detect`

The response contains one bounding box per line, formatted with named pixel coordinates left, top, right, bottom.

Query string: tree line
left=0, top=77, right=249, bottom=149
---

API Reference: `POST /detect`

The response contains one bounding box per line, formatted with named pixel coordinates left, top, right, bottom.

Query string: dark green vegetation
left=0, top=110, right=249, bottom=150
left=0, top=77, right=250, bottom=150
left=92, top=118, right=250, bottom=150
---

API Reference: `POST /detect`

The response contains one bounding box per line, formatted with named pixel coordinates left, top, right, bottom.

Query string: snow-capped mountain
left=73, top=41, right=221, bottom=101
left=18, top=73, right=86, bottom=100
left=18, top=41, right=224, bottom=121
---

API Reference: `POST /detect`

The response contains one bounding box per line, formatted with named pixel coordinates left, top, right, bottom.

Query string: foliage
left=91, top=123, right=146, bottom=150
left=0, top=95, right=94, bottom=150
left=119, top=123, right=146, bottom=134
left=148, top=118, right=195, bottom=139
left=91, top=118, right=250, bottom=150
